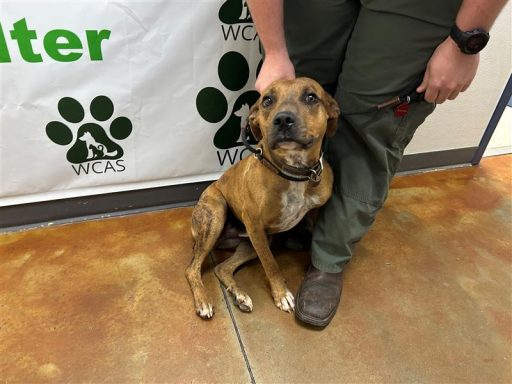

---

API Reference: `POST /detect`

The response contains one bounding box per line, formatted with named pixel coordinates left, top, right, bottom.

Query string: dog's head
left=79, top=132, right=93, bottom=142
left=248, top=77, right=339, bottom=166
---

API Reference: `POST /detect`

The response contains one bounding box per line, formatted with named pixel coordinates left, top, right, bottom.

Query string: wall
left=406, top=2, right=511, bottom=155
left=484, top=101, right=512, bottom=157
left=0, top=1, right=510, bottom=210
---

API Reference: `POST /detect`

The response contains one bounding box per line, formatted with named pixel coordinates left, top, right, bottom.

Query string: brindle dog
left=186, top=77, right=340, bottom=319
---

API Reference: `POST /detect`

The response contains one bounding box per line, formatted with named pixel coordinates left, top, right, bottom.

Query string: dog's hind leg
left=186, top=186, right=227, bottom=319
left=214, top=239, right=257, bottom=312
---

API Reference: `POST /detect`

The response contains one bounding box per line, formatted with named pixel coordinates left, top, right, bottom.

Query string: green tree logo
left=46, top=96, right=132, bottom=164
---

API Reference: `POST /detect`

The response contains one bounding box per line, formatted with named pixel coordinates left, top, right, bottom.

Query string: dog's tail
left=98, top=144, right=118, bottom=157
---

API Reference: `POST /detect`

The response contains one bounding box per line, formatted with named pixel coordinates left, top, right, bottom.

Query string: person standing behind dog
left=246, top=0, right=508, bottom=328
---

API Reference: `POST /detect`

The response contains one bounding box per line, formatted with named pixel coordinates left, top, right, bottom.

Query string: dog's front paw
left=234, top=292, right=253, bottom=312
left=196, top=302, right=214, bottom=319
left=274, top=290, right=295, bottom=313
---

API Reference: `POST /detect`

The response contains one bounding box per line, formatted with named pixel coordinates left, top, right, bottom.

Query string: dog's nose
left=273, top=112, right=295, bottom=130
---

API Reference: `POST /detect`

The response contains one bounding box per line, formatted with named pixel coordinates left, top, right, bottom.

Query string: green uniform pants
left=283, top=0, right=462, bottom=272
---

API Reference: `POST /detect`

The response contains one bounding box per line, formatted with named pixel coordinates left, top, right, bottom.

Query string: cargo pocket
left=392, top=101, right=436, bottom=150
left=385, top=101, right=435, bottom=175
left=333, top=95, right=405, bottom=208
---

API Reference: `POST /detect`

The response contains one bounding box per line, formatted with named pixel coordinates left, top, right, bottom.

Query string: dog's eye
left=305, top=93, right=319, bottom=105
left=262, top=96, right=274, bottom=108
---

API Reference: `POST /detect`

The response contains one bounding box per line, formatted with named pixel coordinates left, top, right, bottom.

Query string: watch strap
left=450, top=24, right=466, bottom=50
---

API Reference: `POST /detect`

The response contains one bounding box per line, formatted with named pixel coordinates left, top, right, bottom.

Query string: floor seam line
left=209, top=252, right=256, bottom=384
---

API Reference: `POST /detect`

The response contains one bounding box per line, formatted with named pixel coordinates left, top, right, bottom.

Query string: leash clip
left=309, top=154, right=324, bottom=183
left=309, top=169, right=320, bottom=183
left=253, top=147, right=263, bottom=159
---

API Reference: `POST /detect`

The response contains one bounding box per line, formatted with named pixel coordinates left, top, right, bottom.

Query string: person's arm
left=417, top=0, right=509, bottom=104
left=247, top=0, right=295, bottom=93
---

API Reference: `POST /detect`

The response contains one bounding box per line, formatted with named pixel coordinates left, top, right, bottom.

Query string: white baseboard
left=483, top=146, right=512, bottom=157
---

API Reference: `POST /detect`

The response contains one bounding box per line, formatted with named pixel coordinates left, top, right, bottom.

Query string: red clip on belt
left=394, top=102, right=410, bottom=117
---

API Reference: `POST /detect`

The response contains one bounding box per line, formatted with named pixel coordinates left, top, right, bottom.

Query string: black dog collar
left=241, top=123, right=324, bottom=184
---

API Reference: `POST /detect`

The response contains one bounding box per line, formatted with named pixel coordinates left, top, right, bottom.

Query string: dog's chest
left=268, top=183, right=321, bottom=233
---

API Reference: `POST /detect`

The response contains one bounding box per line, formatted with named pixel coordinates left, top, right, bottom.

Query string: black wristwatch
left=450, top=25, right=490, bottom=54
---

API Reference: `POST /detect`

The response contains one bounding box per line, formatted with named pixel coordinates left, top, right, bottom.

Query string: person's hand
left=255, top=52, right=295, bottom=93
left=417, top=37, right=479, bottom=104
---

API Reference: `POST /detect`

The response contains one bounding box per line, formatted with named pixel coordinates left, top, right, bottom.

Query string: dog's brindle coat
left=186, top=77, right=340, bottom=319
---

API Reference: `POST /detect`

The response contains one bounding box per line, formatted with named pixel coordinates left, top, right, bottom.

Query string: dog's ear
left=323, top=92, right=340, bottom=137
left=248, top=101, right=262, bottom=141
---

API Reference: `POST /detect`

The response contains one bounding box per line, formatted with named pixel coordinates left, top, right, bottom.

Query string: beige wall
left=484, top=106, right=511, bottom=156
left=405, top=2, right=511, bottom=155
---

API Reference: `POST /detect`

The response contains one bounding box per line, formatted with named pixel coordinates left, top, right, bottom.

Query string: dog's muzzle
left=269, top=111, right=313, bottom=149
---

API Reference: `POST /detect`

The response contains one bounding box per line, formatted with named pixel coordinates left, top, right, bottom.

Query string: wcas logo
left=45, top=96, right=132, bottom=175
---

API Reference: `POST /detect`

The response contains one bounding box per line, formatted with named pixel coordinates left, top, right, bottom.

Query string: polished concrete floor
left=1, top=155, right=511, bottom=383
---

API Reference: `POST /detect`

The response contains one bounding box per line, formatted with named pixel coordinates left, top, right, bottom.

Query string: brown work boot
left=295, top=265, right=343, bottom=328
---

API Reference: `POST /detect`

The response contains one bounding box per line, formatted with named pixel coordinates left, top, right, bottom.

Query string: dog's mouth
left=270, top=135, right=314, bottom=150
left=274, top=140, right=302, bottom=150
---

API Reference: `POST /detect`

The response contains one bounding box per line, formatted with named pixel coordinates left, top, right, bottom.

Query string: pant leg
left=283, top=0, right=360, bottom=95
left=311, top=3, right=461, bottom=273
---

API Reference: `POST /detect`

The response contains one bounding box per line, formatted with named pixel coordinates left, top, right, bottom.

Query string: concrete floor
left=1, top=155, right=511, bottom=383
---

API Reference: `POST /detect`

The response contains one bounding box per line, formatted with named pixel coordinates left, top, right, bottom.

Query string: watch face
left=466, top=34, right=489, bottom=54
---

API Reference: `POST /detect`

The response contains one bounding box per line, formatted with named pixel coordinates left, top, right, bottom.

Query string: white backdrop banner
left=0, top=0, right=261, bottom=206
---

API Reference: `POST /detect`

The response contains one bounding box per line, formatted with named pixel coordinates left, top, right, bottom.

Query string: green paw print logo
left=46, top=96, right=132, bottom=164
left=196, top=51, right=260, bottom=149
